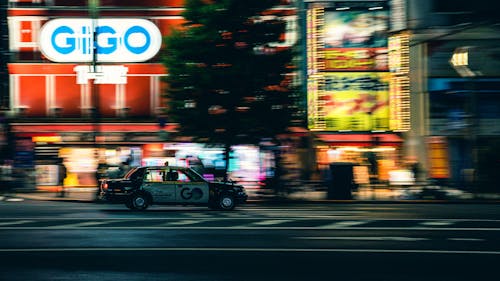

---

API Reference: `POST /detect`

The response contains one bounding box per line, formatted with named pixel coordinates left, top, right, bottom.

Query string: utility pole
left=89, top=0, right=101, bottom=180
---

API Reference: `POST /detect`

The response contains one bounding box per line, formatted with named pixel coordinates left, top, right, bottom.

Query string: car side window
left=165, top=170, right=178, bottom=181
left=144, top=169, right=164, bottom=182
left=177, top=170, right=191, bottom=182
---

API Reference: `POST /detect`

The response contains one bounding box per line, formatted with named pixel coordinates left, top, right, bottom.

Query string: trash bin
left=327, top=162, right=356, bottom=200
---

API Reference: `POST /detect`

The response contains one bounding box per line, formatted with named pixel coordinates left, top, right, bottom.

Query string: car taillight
left=103, top=183, right=108, bottom=190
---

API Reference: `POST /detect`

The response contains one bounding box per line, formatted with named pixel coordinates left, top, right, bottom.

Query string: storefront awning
left=315, top=133, right=403, bottom=147
left=11, top=123, right=177, bottom=135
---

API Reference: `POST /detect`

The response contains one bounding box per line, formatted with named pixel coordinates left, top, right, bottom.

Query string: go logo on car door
left=180, top=187, right=204, bottom=200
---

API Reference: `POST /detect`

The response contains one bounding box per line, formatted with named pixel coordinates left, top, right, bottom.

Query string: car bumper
left=235, top=192, right=248, bottom=204
left=99, top=191, right=130, bottom=203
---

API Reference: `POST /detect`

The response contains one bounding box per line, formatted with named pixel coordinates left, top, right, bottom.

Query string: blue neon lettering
left=124, top=26, right=150, bottom=54
left=52, top=26, right=75, bottom=55
left=50, top=24, right=153, bottom=55
left=96, top=26, right=117, bottom=55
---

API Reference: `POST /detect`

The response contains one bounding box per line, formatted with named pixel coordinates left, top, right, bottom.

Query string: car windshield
left=181, top=168, right=205, bottom=182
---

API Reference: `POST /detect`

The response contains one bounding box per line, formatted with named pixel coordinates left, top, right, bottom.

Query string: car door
left=141, top=168, right=176, bottom=203
left=172, top=168, right=209, bottom=204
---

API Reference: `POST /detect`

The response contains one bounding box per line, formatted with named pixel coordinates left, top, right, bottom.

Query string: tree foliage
left=162, top=0, right=298, bottom=147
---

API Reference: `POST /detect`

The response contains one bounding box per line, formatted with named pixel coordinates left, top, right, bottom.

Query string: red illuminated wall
left=8, top=1, right=295, bottom=119
left=55, top=76, right=82, bottom=117
left=8, top=1, right=182, bottom=118
left=17, top=76, right=46, bottom=116
left=8, top=64, right=166, bottom=118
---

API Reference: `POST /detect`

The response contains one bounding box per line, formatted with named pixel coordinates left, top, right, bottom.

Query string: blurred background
left=1, top=0, right=499, bottom=199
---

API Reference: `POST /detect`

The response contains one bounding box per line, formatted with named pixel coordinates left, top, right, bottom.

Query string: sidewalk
left=5, top=185, right=500, bottom=204
left=6, top=187, right=98, bottom=203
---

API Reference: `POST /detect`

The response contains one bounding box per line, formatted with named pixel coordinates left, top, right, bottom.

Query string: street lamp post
left=89, top=0, right=101, bottom=180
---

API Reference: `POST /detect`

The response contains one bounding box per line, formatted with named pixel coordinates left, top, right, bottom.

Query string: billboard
left=322, top=9, right=389, bottom=71
left=309, top=72, right=390, bottom=131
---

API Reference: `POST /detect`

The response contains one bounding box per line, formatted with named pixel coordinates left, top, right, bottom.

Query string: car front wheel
left=127, top=192, right=149, bottom=210
left=218, top=194, right=235, bottom=210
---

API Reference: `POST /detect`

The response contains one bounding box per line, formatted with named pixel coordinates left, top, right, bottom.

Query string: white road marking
left=165, top=220, right=202, bottom=226
left=295, top=236, right=428, bottom=241
left=251, top=220, right=292, bottom=226
left=185, top=213, right=211, bottom=218
left=48, top=220, right=118, bottom=228
left=0, top=247, right=498, bottom=255
left=420, top=221, right=455, bottom=226
left=0, top=220, right=33, bottom=226
left=319, top=220, right=368, bottom=229
left=447, top=238, right=484, bottom=242
left=240, top=208, right=366, bottom=214
left=6, top=198, right=24, bottom=202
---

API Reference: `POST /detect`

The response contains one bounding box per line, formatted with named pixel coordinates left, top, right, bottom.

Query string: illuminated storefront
left=5, top=0, right=296, bottom=190
left=305, top=0, right=410, bottom=182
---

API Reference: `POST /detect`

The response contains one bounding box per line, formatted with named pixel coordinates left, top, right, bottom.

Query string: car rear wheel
left=127, top=192, right=149, bottom=210
left=218, top=194, right=235, bottom=210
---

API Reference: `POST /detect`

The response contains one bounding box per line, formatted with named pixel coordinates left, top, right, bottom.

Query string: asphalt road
left=0, top=199, right=498, bottom=280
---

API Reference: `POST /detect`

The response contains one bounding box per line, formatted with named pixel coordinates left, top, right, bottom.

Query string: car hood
left=209, top=181, right=244, bottom=190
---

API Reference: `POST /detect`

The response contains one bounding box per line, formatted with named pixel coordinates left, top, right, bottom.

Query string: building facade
left=405, top=0, right=500, bottom=190
left=302, top=0, right=408, bottom=184
left=2, top=0, right=297, bottom=190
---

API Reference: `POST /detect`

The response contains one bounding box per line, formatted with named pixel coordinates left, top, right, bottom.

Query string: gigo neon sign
left=39, top=18, right=162, bottom=62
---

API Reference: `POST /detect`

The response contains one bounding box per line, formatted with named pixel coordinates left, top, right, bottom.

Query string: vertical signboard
left=426, top=136, right=450, bottom=179
left=388, top=32, right=410, bottom=131
left=306, top=3, right=393, bottom=132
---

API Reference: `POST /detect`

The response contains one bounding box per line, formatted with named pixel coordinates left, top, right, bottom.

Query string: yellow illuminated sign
left=323, top=48, right=388, bottom=71
left=32, top=136, right=62, bottom=143
left=309, top=72, right=390, bottom=131
left=388, top=33, right=410, bottom=131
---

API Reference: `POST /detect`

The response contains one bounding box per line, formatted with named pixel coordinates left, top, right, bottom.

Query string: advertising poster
left=35, top=165, right=59, bottom=186
left=318, top=72, right=390, bottom=131
left=322, top=10, right=389, bottom=71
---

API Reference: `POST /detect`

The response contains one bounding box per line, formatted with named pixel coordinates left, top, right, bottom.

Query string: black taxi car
left=98, top=165, right=247, bottom=210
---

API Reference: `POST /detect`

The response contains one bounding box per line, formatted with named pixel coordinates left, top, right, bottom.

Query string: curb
left=11, top=192, right=500, bottom=205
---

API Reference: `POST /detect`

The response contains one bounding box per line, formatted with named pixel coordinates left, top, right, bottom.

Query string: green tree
left=162, top=0, right=299, bottom=183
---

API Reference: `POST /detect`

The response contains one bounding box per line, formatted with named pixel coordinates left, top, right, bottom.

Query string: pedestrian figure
left=411, top=161, right=420, bottom=182
left=58, top=159, right=67, bottom=197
